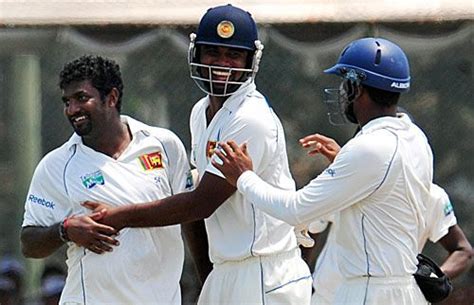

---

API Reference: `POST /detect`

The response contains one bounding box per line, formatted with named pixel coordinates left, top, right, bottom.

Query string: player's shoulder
left=429, top=184, right=453, bottom=214
left=35, top=140, right=77, bottom=175
left=190, top=96, right=208, bottom=114
left=234, top=91, right=274, bottom=123
left=342, top=131, right=397, bottom=168
left=145, top=125, right=183, bottom=145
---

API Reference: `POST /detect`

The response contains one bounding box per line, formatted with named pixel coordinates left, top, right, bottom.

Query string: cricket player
left=212, top=37, right=458, bottom=304
left=20, top=55, right=192, bottom=305
left=299, top=132, right=472, bottom=304
left=84, top=4, right=312, bottom=305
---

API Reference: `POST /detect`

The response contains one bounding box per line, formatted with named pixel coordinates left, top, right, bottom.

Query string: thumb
left=90, top=209, right=107, bottom=221
left=82, top=201, right=98, bottom=210
left=241, top=142, right=249, bottom=156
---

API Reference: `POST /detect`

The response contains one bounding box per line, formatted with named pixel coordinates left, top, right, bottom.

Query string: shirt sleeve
left=207, top=107, right=278, bottom=179
left=236, top=135, right=398, bottom=226
left=22, top=155, right=73, bottom=227
left=427, top=184, right=457, bottom=243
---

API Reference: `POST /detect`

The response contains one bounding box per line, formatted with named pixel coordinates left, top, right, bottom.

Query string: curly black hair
left=59, top=55, right=124, bottom=112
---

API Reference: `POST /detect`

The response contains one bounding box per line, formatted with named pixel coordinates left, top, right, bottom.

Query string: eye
left=77, top=94, right=90, bottom=102
left=202, top=47, right=219, bottom=57
left=62, top=98, right=70, bottom=107
left=228, top=50, right=246, bottom=60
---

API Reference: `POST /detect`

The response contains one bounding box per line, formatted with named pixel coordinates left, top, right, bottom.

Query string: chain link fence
left=0, top=21, right=472, bottom=304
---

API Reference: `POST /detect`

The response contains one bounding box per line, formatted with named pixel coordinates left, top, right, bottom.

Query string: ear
left=106, top=88, right=119, bottom=108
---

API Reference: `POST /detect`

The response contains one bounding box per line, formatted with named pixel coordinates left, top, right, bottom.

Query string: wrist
left=59, top=217, right=71, bottom=242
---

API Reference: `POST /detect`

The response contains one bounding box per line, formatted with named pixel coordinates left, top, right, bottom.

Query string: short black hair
left=59, top=55, right=124, bottom=112
left=364, top=85, right=400, bottom=107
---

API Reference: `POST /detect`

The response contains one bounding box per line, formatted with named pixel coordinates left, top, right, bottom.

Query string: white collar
left=360, top=113, right=412, bottom=134
left=65, top=115, right=148, bottom=149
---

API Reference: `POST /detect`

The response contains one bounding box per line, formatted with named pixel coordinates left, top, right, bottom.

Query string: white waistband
left=347, top=275, right=415, bottom=285
left=213, top=247, right=301, bottom=270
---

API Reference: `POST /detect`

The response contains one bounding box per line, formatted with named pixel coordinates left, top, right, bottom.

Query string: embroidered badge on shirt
left=443, top=200, right=454, bottom=216
left=139, top=151, right=163, bottom=171
left=185, top=170, right=194, bottom=189
left=206, top=141, right=217, bottom=159
left=81, top=170, right=105, bottom=189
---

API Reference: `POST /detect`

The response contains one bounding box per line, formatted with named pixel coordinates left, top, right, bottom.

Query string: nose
left=65, top=99, right=80, bottom=116
left=214, top=52, right=233, bottom=67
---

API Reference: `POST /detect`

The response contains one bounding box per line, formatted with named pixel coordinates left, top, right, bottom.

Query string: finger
left=241, top=142, right=248, bottom=156
left=302, top=140, right=318, bottom=147
left=214, top=148, right=228, bottom=163
left=95, top=234, right=120, bottom=246
left=211, top=158, right=223, bottom=171
left=87, top=244, right=105, bottom=255
left=313, top=133, right=337, bottom=145
left=299, top=133, right=317, bottom=142
left=219, top=142, right=235, bottom=158
left=82, top=201, right=99, bottom=210
left=90, top=209, right=107, bottom=221
left=227, top=140, right=240, bottom=153
left=93, top=240, right=115, bottom=252
left=307, top=143, right=323, bottom=156
left=95, top=223, right=117, bottom=235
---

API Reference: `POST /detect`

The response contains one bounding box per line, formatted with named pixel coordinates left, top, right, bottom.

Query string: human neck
left=83, top=119, right=132, bottom=159
left=206, top=95, right=228, bottom=125
left=359, top=104, right=398, bottom=127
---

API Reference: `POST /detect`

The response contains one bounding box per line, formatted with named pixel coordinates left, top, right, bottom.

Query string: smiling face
left=198, top=45, right=249, bottom=95
left=62, top=80, right=112, bottom=137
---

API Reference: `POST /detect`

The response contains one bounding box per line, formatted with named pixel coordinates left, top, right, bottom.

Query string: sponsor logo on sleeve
left=28, top=194, right=55, bottom=209
left=443, top=200, right=454, bottom=216
left=139, top=151, right=163, bottom=171
left=206, top=141, right=217, bottom=159
left=81, top=170, right=105, bottom=189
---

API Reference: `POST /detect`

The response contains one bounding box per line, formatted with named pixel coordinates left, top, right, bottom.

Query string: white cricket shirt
left=311, top=183, right=457, bottom=305
left=419, top=184, right=457, bottom=247
left=238, top=114, right=435, bottom=277
left=23, top=116, right=192, bottom=305
left=190, top=81, right=298, bottom=263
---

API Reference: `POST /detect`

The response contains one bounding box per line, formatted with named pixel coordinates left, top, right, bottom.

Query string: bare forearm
left=440, top=248, right=473, bottom=279
left=21, top=225, right=64, bottom=258
left=109, top=192, right=213, bottom=228
left=182, top=220, right=213, bottom=285
left=438, top=225, right=473, bottom=279
left=106, top=173, right=236, bottom=229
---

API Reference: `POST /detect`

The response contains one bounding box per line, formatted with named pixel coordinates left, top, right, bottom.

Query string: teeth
left=212, top=70, right=230, bottom=77
left=73, top=116, right=86, bottom=122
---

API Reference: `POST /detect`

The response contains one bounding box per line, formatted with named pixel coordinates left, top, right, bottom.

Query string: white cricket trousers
left=198, top=248, right=312, bottom=305
left=333, top=276, right=429, bottom=305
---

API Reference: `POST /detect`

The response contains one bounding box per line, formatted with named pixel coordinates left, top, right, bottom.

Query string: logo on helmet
left=217, top=21, right=235, bottom=39
left=390, top=82, right=410, bottom=89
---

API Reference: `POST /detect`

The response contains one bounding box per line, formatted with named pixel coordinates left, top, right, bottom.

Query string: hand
left=82, top=201, right=124, bottom=231
left=299, top=133, right=341, bottom=163
left=294, top=224, right=315, bottom=248
left=211, top=141, right=253, bottom=187
left=66, top=213, right=119, bottom=254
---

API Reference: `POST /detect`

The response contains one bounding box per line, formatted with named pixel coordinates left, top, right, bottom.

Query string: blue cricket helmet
left=325, top=37, right=410, bottom=93
left=195, top=4, right=258, bottom=51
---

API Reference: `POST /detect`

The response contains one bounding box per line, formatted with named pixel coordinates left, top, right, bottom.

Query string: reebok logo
left=28, top=194, right=55, bottom=209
